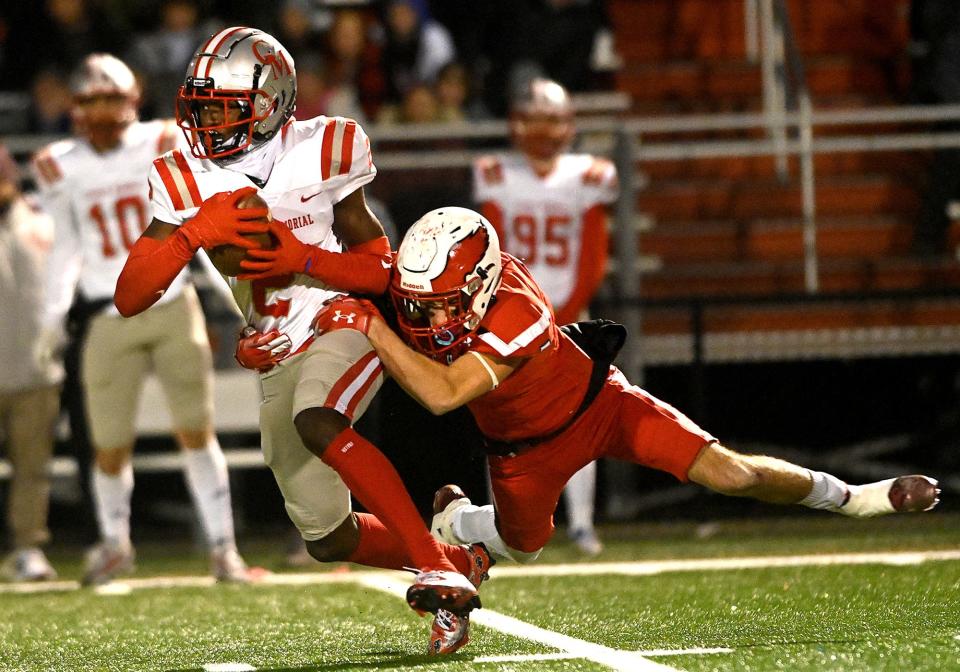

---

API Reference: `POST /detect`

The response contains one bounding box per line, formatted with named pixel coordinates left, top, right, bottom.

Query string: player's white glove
left=234, top=326, right=292, bottom=373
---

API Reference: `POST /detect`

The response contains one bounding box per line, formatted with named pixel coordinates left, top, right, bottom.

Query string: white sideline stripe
left=474, top=647, right=734, bottom=663
left=2, top=548, right=958, bottom=595
left=355, top=574, right=679, bottom=672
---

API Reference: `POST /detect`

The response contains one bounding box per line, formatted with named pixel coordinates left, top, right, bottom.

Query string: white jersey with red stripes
left=472, top=152, right=618, bottom=309
left=148, top=115, right=376, bottom=354
left=33, top=119, right=182, bottom=326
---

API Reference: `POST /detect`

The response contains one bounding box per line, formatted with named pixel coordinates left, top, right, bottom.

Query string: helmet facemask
left=391, top=276, right=487, bottom=364
left=70, top=54, right=139, bottom=151
left=509, top=78, right=575, bottom=171
left=176, top=82, right=270, bottom=160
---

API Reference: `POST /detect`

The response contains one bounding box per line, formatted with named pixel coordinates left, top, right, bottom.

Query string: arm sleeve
left=553, top=204, right=609, bottom=325
left=303, top=235, right=392, bottom=295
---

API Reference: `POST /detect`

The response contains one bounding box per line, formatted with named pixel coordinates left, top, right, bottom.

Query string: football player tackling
left=114, top=28, right=488, bottom=645
left=313, top=206, right=942, bottom=652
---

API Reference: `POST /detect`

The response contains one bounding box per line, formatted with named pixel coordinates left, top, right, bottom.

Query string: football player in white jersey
left=33, top=54, right=251, bottom=585
left=114, top=27, right=487, bottom=630
left=472, top=78, right=616, bottom=556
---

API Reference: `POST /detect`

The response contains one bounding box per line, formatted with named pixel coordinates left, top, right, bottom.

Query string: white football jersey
left=148, top=116, right=377, bottom=354
left=33, top=120, right=183, bottom=327
left=472, top=152, right=618, bottom=308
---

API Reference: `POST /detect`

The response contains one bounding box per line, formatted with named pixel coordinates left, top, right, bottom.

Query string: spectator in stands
left=380, top=0, right=456, bottom=105
left=30, top=68, right=73, bottom=134
left=295, top=54, right=366, bottom=124
left=274, top=0, right=328, bottom=63
left=911, top=0, right=960, bottom=255
left=435, top=61, right=487, bottom=122
left=127, top=0, right=221, bottom=119
left=378, top=83, right=440, bottom=125
left=0, top=144, right=61, bottom=582
left=16, top=0, right=126, bottom=90
left=326, top=9, right=386, bottom=120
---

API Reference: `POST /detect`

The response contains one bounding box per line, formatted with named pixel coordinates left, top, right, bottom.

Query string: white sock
left=182, top=438, right=236, bottom=550
left=453, top=503, right=541, bottom=563
left=563, top=461, right=597, bottom=532
left=92, top=463, right=133, bottom=547
left=799, top=470, right=849, bottom=512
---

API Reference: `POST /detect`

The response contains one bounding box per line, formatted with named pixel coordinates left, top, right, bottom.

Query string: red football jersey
left=467, top=254, right=593, bottom=442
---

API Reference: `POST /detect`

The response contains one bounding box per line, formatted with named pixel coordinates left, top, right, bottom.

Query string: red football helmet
left=70, top=54, right=139, bottom=150
left=391, top=207, right=503, bottom=363
left=509, top=78, right=574, bottom=171
left=176, top=27, right=296, bottom=160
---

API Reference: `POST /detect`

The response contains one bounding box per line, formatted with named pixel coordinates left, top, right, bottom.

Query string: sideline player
left=313, top=206, right=942, bottom=650
left=113, top=28, right=488, bottom=638
left=32, top=54, right=250, bottom=585
left=473, top=78, right=613, bottom=555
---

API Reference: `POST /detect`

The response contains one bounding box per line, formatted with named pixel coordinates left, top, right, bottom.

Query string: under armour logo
left=333, top=310, right=356, bottom=324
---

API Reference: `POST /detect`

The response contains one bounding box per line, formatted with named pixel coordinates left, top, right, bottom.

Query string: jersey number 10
left=88, top=196, right=148, bottom=258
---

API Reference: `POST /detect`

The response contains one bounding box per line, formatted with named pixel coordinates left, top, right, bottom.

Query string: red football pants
left=487, top=368, right=713, bottom=553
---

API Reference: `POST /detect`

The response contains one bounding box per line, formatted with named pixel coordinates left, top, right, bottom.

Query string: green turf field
left=2, top=514, right=958, bottom=671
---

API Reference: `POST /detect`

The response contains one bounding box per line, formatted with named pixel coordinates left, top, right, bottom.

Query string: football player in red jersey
left=314, top=206, right=942, bottom=650
left=114, top=28, right=487, bottom=641
left=473, top=77, right=614, bottom=555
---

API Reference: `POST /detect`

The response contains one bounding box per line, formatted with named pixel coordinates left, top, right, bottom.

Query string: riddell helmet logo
left=403, top=282, right=427, bottom=290
left=252, top=40, right=291, bottom=79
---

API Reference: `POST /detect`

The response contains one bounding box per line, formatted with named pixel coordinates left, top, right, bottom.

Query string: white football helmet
left=510, top=77, right=575, bottom=167
left=176, top=27, right=296, bottom=160
left=70, top=54, right=139, bottom=148
left=391, top=207, right=503, bottom=363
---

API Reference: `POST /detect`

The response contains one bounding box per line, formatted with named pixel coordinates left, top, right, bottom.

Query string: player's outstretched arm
left=367, top=318, right=518, bottom=414
left=313, top=297, right=519, bottom=414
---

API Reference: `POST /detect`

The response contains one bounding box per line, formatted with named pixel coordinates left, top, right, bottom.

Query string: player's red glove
left=238, top=218, right=313, bottom=280
left=180, top=187, right=270, bottom=251
left=312, top=297, right=382, bottom=337
left=234, top=327, right=293, bottom=373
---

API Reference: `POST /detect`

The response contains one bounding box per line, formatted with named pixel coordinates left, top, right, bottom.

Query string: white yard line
left=356, top=573, right=679, bottom=672
left=473, top=647, right=734, bottom=663
left=1, top=548, right=957, bottom=595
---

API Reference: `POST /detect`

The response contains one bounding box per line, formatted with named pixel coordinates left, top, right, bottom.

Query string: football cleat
left=210, top=544, right=252, bottom=583
left=1, top=548, right=57, bottom=582
left=429, top=609, right=470, bottom=655
left=569, top=527, right=603, bottom=557
left=431, top=484, right=471, bottom=545
left=463, top=542, right=494, bottom=588
left=82, top=541, right=135, bottom=586
left=407, top=569, right=480, bottom=616
left=841, top=475, right=941, bottom=518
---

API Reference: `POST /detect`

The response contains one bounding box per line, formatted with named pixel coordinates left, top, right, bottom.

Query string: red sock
left=322, top=428, right=455, bottom=572
left=347, top=513, right=473, bottom=575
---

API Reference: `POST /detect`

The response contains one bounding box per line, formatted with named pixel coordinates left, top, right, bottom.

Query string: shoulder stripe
left=156, top=122, right=179, bottom=154
left=32, top=151, right=63, bottom=185
left=173, top=151, right=202, bottom=206
left=320, top=119, right=357, bottom=180
left=154, top=156, right=185, bottom=210
left=478, top=304, right=552, bottom=357
left=154, top=151, right=201, bottom=210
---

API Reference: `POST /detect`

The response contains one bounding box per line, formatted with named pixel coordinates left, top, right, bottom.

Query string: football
left=206, top=191, right=274, bottom=277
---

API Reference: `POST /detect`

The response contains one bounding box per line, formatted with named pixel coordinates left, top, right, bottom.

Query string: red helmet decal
left=252, top=40, right=291, bottom=79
